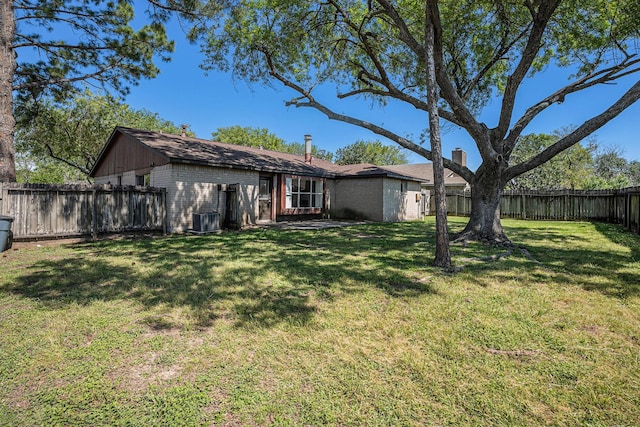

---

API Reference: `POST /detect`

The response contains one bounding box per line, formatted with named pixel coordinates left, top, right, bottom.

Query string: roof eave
left=168, top=158, right=336, bottom=178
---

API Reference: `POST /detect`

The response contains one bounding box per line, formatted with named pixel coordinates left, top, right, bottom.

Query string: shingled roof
left=90, top=127, right=426, bottom=182
left=383, top=163, right=469, bottom=187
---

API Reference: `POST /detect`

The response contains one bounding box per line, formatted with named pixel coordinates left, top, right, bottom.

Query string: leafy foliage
left=212, top=125, right=334, bottom=160
left=582, top=147, right=638, bottom=189
left=507, top=133, right=594, bottom=190
left=15, top=152, right=85, bottom=184
left=212, top=126, right=288, bottom=150
left=191, top=0, right=640, bottom=240
left=507, top=134, right=640, bottom=190
left=283, top=141, right=334, bottom=161
left=2, top=0, right=200, bottom=181
left=629, top=161, right=640, bottom=186
left=335, top=139, right=408, bottom=165
left=12, top=0, right=177, bottom=102
left=15, top=91, right=188, bottom=180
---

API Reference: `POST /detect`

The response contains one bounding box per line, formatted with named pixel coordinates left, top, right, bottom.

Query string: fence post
left=628, top=191, right=632, bottom=232
left=91, top=188, right=98, bottom=240
left=629, top=192, right=640, bottom=234
left=631, top=193, right=634, bottom=232
left=162, top=187, right=168, bottom=235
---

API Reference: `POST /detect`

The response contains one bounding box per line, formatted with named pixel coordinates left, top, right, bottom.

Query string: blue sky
left=123, top=17, right=640, bottom=171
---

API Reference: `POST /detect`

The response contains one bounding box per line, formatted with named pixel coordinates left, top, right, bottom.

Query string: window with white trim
left=286, top=177, right=323, bottom=209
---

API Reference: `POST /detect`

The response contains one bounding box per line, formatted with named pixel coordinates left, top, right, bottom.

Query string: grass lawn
left=0, top=217, right=639, bottom=426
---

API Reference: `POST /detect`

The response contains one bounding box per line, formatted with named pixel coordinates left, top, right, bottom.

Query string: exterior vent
left=192, top=212, right=220, bottom=233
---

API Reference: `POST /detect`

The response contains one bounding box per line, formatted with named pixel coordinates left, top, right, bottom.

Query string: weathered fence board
left=0, top=183, right=166, bottom=240
left=439, top=187, right=640, bottom=235
left=628, top=193, right=640, bottom=234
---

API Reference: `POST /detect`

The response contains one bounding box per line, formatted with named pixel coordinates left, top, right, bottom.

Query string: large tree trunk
left=425, top=0, right=450, bottom=267
left=456, top=163, right=509, bottom=244
left=0, top=0, right=16, bottom=182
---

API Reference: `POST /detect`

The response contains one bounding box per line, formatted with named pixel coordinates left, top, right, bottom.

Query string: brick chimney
left=304, top=134, right=312, bottom=164
left=452, top=147, right=466, bottom=167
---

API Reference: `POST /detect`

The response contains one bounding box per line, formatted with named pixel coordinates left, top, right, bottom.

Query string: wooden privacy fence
left=444, top=187, right=640, bottom=235
left=0, top=183, right=167, bottom=240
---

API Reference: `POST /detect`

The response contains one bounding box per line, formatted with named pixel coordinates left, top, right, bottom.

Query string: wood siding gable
left=91, top=130, right=170, bottom=178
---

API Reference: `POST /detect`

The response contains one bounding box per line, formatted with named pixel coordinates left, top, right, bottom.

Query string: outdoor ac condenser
left=192, top=212, right=220, bottom=233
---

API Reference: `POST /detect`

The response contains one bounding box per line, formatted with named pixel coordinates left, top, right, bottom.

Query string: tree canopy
left=335, top=140, right=408, bottom=165
left=193, top=0, right=640, bottom=242
left=15, top=152, right=85, bottom=184
left=212, top=125, right=333, bottom=161
left=507, top=134, right=640, bottom=191
left=583, top=147, right=638, bottom=189
left=507, top=132, right=594, bottom=191
left=1, top=0, right=198, bottom=181
left=212, top=126, right=288, bottom=151
left=15, top=90, right=189, bottom=181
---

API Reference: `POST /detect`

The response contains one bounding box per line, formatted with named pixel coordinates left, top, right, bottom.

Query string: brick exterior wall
left=382, top=178, right=421, bottom=221
left=333, top=177, right=384, bottom=221
left=154, top=163, right=259, bottom=233
left=333, top=177, right=421, bottom=222
left=96, top=164, right=422, bottom=229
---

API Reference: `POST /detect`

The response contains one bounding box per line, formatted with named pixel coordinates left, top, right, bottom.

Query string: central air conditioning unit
left=192, top=212, right=220, bottom=233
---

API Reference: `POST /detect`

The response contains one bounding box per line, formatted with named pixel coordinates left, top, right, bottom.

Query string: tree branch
left=44, top=142, right=91, bottom=176
left=463, top=25, right=532, bottom=100
left=261, top=49, right=474, bottom=181
left=505, top=79, right=640, bottom=181
left=505, top=57, right=640, bottom=147
left=13, top=62, right=121, bottom=92
left=146, top=0, right=201, bottom=18
left=376, top=0, right=490, bottom=160
left=495, top=0, right=561, bottom=140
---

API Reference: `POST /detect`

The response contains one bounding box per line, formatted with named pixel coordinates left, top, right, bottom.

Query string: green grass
left=1, top=217, right=639, bottom=426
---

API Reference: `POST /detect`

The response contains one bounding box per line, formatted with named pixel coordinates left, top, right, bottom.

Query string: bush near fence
left=0, top=183, right=167, bottom=240
left=441, top=187, right=640, bottom=235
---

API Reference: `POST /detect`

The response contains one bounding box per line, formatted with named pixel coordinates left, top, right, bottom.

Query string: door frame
left=258, top=175, right=274, bottom=221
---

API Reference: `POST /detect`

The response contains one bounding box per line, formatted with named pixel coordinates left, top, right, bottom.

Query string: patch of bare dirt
left=108, top=351, right=184, bottom=393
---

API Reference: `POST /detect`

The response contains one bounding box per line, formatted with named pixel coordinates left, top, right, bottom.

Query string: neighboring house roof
left=90, top=127, right=426, bottom=182
left=335, top=163, right=426, bottom=181
left=384, top=163, right=469, bottom=187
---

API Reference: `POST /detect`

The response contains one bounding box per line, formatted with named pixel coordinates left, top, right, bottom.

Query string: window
left=286, top=177, right=323, bottom=209
left=136, top=173, right=150, bottom=186
left=401, top=180, right=408, bottom=193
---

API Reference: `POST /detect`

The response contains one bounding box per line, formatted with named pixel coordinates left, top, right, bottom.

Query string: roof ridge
left=119, top=126, right=326, bottom=163
left=99, top=127, right=433, bottom=182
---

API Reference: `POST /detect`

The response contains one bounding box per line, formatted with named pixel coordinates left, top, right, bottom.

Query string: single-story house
left=90, top=127, right=427, bottom=232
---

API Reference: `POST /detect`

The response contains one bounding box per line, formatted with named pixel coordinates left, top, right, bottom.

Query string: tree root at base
left=451, top=241, right=550, bottom=272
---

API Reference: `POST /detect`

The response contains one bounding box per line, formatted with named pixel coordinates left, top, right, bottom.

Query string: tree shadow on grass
left=587, top=222, right=640, bottom=298
left=593, top=222, right=640, bottom=260
left=4, top=223, right=437, bottom=329
left=497, top=221, right=640, bottom=298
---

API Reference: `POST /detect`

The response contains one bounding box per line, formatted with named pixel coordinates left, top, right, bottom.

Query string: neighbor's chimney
left=181, top=124, right=187, bottom=137
left=452, top=147, right=466, bottom=167
left=304, top=134, right=312, bottom=164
